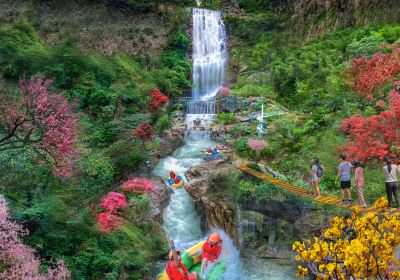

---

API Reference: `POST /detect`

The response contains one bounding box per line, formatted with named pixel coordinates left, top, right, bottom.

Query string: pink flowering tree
left=0, top=77, right=79, bottom=177
left=122, top=178, right=154, bottom=194
left=100, top=192, right=128, bottom=213
left=248, top=138, right=267, bottom=158
left=219, top=87, right=230, bottom=97
left=0, top=195, right=70, bottom=279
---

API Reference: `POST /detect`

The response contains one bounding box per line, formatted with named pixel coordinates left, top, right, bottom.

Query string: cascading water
left=154, top=6, right=295, bottom=280
left=192, top=8, right=227, bottom=101
left=186, top=8, right=228, bottom=130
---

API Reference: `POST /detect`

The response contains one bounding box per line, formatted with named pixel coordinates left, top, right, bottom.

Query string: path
left=239, top=164, right=400, bottom=216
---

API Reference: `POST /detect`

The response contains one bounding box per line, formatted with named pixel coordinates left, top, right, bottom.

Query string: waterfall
left=186, top=8, right=227, bottom=134
left=191, top=7, right=227, bottom=102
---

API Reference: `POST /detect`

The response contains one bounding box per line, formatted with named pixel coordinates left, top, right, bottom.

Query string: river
left=151, top=6, right=296, bottom=280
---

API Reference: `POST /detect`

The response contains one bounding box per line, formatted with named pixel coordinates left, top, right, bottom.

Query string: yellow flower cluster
left=296, top=266, right=308, bottom=278
left=292, top=198, right=400, bottom=279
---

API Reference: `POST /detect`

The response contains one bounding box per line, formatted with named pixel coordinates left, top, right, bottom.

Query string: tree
left=0, top=195, right=70, bottom=279
left=133, top=122, right=154, bottom=148
left=0, top=78, right=79, bottom=177
left=247, top=139, right=267, bottom=158
left=100, top=192, right=128, bottom=213
left=219, top=86, right=230, bottom=97
left=293, top=198, right=400, bottom=280
left=122, top=178, right=154, bottom=193
left=340, top=89, right=400, bottom=161
left=149, top=88, right=169, bottom=111
left=350, top=44, right=400, bottom=98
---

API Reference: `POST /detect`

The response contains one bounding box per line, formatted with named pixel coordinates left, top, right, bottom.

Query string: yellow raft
left=157, top=241, right=205, bottom=280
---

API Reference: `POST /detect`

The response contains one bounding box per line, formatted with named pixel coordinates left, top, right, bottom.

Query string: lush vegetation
left=226, top=1, right=400, bottom=203
left=0, top=1, right=192, bottom=278
left=1, top=0, right=400, bottom=279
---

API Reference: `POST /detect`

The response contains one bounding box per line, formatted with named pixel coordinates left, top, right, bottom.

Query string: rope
left=239, top=165, right=400, bottom=216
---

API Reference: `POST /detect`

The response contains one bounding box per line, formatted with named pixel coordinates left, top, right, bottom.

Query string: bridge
left=239, top=164, right=400, bottom=216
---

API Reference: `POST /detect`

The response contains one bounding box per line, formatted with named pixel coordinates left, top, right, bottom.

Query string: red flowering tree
left=350, top=44, right=400, bottom=98
left=100, top=192, right=128, bottom=213
left=149, top=88, right=168, bottom=111
left=0, top=195, right=70, bottom=279
left=96, top=212, right=123, bottom=233
left=340, top=90, right=400, bottom=161
left=0, top=78, right=79, bottom=177
left=122, top=178, right=154, bottom=194
left=133, top=122, right=154, bottom=148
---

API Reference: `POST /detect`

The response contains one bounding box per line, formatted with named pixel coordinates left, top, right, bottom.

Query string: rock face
left=239, top=190, right=331, bottom=259
left=148, top=176, right=173, bottom=223
left=185, top=159, right=242, bottom=245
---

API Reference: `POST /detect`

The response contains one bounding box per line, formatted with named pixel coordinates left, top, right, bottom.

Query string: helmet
left=169, top=250, right=181, bottom=260
left=209, top=232, right=220, bottom=243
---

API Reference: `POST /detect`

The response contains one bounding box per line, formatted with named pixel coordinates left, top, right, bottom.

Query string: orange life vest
left=166, top=260, right=189, bottom=280
left=200, top=239, right=222, bottom=262
left=174, top=177, right=180, bottom=184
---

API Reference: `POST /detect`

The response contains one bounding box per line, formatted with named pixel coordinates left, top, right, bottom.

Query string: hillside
left=0, top=0, right=399, bottom=279
left=220, top=0, right=400, bottom=202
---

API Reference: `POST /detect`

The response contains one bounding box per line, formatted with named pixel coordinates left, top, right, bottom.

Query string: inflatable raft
left=167, top=175, right=184, bottom=188
left=157, top=241, right=226, bottom=280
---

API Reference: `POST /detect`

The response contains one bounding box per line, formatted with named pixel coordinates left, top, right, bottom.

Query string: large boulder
left=185, top=159, right=242, bottom=245
left=148, top=176, right=173, bottom=223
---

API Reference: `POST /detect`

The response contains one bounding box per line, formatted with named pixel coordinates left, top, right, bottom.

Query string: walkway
left=239, top=165, right=400, bottom=215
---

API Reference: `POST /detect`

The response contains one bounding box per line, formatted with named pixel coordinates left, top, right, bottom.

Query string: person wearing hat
left=166, top=240, right=198, bottom=280
left=200, top=232, right=223, bottom=276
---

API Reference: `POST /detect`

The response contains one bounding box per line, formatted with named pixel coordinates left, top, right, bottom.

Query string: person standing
left=311, top=159, right=323, bottom=199
left=383, top=156, right=400, bottom=209
left=335, top=154, right=353, bottom=205
left=353, top=160, right=367, bottom=207
left=306, top=163, right=314, bottom=195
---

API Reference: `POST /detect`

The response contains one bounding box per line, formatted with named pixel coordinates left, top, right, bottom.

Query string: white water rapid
left=153, top=6, right=295, bottom=280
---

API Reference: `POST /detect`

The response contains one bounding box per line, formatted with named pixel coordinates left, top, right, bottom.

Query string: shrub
left=100, top=192, right=128, bottom=213
left=78, top=153, right=115, bottom=196
left=122, top=178, right=154, bottom=194
left=132, top=122, right=154, bottom=148
left=149, top=88, right=168, bottom=111
left=293, top=199, right=400, bottom=279
left=216, top=112, right=237, bottom=124
left=155, top=114, right=172, bottom=132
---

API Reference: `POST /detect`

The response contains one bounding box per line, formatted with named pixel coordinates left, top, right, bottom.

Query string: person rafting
left=173, top=176, right=181, bottom=184
left=170, top=171, right=176, bottom=179
left=166, top=240, right=199, bottom=280
left=200, top=232, right=223, bottom=277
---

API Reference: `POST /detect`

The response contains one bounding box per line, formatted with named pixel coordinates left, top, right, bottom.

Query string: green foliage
left=107, top=141, right=149, bottom=176
left=216, top=112, right=237, bottom=124
left=105, top=0, right=195, bottom=12
left=234, top=137, right=255, bottom=158
left=154, top=29, right=191, bottom=96
left=77, top=152, right=115, bottom=197
left=0, top=6, right=192, bottom=280
left=155, top=113, right=172, bottom=132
